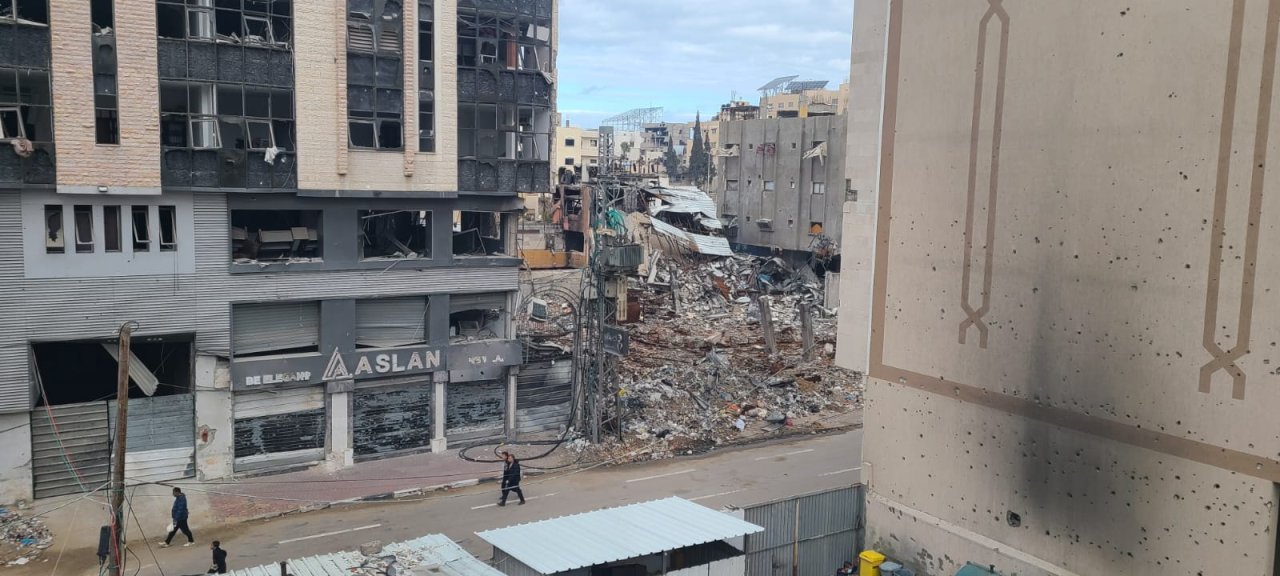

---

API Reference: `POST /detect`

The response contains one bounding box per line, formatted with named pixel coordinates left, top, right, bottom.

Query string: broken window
left=452, top=211, right=508, bottom=256
left=0, top=0, right=47, bottom=25
left=43, top=205, right=62, bottom=254
left=103, top=205, right=121, bottom=252
left=159, top=205, right=178, bottom=251
left=418, top=0, right=434, bottom=152
left=132, top=206, right=151, bottom=251
left=74, top=205, right=94, bottom=253
left=359, top=209, right=431, bottom=259
left=33, top=339, right=193, bottom=406
left=347, top=0, right=403, bottom=150
left=0, top=70, right=53, bottom=144
left=230, top=210, right=322, bottom=262
left=157, top=0, right=290, bottom=47
left=92, top=0, right=118, bottom=144
left=449, top=292, right=508, bottom=343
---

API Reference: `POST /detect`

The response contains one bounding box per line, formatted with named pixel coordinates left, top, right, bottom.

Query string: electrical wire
left=125, top=486, right=168, bottom=576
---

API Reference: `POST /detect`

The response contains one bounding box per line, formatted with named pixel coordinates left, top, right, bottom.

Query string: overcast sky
left=556, top=0, right=854, bottom=129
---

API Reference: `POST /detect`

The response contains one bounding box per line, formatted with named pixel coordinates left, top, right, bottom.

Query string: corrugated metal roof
left=226, top=534, right=502, bottom=576
left=646, top=216, right=733, bottom=257
left=645, top=185, right=721, bottom=227
left=476, top=497, right=762, bottom=575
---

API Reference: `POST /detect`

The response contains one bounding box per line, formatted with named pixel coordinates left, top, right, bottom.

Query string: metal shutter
left=233, top=386, right=326, bottom=472
left=450, top=292, right=508, bottom=312
left=355, top=297, right=428, bottom=348
left=108, top=394, right=195, bottom=483
left=30, top=402, right=111, bottom=499
left=232, top=301, right=321, bottom=355
left=353, top=382, right=432, bottom=459
left=445, top=379, right=506, bottom=442
left=515, top=361, right=573, bottom=436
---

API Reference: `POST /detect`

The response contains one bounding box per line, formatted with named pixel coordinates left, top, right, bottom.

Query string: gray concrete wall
left=714, top=116, right=847, bottom=253
left=0, top=412, right=32, bottom=504
left=852, top=0, right=1280, bottom=573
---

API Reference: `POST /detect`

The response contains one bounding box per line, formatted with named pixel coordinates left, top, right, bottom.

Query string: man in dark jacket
left=209, top=541, right=227, bottom=574
left=498, top=451, right=525, bottom=506
left=161, top=487, right=194, bottom=547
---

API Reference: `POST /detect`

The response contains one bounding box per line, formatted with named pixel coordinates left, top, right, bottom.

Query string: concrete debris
left=594, top=255, right=862, bottom=460
left=1, top=507, right=52, bottom=566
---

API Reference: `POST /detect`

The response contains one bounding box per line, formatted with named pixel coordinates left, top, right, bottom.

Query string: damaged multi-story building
left=0, top=0, right=557, bottom=503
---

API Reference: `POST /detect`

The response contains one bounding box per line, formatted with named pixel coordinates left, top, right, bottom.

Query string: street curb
left=236, top=469, right=553, bottom=524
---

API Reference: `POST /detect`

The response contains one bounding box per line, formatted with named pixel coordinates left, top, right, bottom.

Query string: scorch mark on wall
left=1200, top=0, right=1276, bottom=400
left=958, top=0, right=1009, bottom=348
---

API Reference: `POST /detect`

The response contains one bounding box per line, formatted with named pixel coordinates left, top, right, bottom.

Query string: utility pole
left=109, top=322, right=134, bottom=576
left=800, top=303, right=814, bottom=361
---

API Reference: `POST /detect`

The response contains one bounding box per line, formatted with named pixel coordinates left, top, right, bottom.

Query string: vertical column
left=431, top=371, right=448, bottom=452
left=193, top=355, right=234, bottom=480
left=505, top=366, right=519, bottom=438
left=326, top=384, right=354, bottom=468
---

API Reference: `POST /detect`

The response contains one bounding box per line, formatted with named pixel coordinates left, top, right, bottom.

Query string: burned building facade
left=0, top=0, right=555, bottom=503
left=712, top=115, right=850, bottom=263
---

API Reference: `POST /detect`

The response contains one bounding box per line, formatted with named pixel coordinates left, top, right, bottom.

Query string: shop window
left=452, top=210, right=508, bottom=256
left=32, top=339, right=193, bottom=406
left=103, top=205, right=121, bottom=252
left=359, top=209, right=431, bottom=259
left=43, top=205, right=62, bottom=254
left=131, top=206, right=150, bottom=251
left=74, top=205, right=94, bottom=253
left=230, top=210, right=321, bottom=262
left=449, top=292, right=508, bottom=343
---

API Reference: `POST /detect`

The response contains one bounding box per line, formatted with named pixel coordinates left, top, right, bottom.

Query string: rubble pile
left=604, top=254, right=862, bottom=459
left=1, top=507, right=52, bottom=566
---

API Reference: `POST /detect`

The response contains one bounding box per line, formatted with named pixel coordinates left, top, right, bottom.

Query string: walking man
left=209, top=541, right=227, bottom=574
left=160, top=487, right=194, bottom=547
left=498, top=451, right=525, bottom=506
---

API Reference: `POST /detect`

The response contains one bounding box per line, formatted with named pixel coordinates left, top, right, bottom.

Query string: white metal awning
left=476, top=497, right=762, bottom=575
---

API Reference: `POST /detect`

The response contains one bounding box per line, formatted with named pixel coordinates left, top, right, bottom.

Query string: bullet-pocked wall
left=853, top=0, right=1280, bottom=573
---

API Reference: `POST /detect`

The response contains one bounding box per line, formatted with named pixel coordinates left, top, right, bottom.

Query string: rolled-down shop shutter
left=233, top=386, right=326, bottom=472
left=232, top=301, right=321, bottom=355
left=355, top=297, right=428, bottom=348
left=108, top=394, right=195, bottom=483
left=515, top=360, right=573, bottom=436
left=353, top=379, right=433, bottom=459
left=31, top=402, right=111, bottom=499
left=446, top=379, right=506, bottom=442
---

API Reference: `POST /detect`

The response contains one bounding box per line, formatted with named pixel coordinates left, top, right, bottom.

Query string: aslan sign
left=322, top=346, right=442, bottom=381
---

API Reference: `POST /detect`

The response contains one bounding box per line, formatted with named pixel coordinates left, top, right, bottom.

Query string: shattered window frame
left=359, top=209, right=432, bottom=260
left=229, top=209, right=323, bottom=263
left=43, top=205, right=63, bottom=254
left=92, top=0, right=119, bottom=145
left=0, top=0, right=49, bottom=26
left=448, top=292, right=510, bottom=343
left=452, top=210, right=511, bottom=257
left=0, top=68, right=54, bottom=147
left=418, top=0, right=434, bottom=152
left=346, top=0, right=404, bottom=151
left=156, top=0, right=292, bottom=48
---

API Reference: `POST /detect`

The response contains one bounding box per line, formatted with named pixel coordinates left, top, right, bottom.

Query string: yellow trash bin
left=858, top=550, right=887, bottom=576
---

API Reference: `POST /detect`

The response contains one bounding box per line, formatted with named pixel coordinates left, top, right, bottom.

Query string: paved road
left=50, top=428, right=861, bottom=576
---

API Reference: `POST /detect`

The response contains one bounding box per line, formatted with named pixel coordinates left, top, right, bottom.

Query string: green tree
left=688, top=112, right=710, bottom=187
left=663, top=140, right=682, bottom=180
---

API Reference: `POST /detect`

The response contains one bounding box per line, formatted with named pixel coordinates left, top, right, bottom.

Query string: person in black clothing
left=161, top=487, right=194, bottom=547
left=498, top=451, right=525, bottom=506
left=209, top=541, right=227, bottom=574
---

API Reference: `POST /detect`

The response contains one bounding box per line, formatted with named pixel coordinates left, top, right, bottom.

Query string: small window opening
left=246, top=120, right=274, bottom=150
left=564, top=138, right=574, bottom=147
left=230, top=210, right=322, bottom=263
left=359, top=209, right=431, bottom=259
left=103, top=205, right=121, bottom=252
left=452, top=211, right=507, bottom=256
left=158, top=206, right=177, bottom=251
left=0, top=108, right=25, bottom=140
left=449, top=296, right=508, bottom=343
left=812, top=182, right=826, bottom=195
left=350, top=120, right=377, bottom=148
left=131, top=206, right=150, bottom=252
left=74, top=205, right=94, bottom=253
left=43, top=205, right=63, bottom=254
left=764, top=180, right=776, bottom=192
